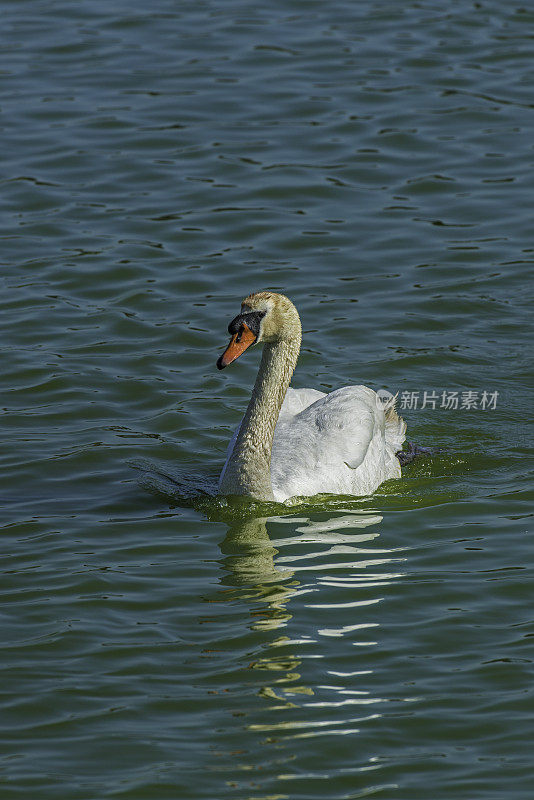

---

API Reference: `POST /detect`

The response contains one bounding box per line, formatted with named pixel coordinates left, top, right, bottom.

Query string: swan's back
left=270, top=386, right=405, bottom=502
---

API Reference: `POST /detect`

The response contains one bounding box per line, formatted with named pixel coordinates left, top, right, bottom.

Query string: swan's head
left=217, top=291, right=301, bottom=369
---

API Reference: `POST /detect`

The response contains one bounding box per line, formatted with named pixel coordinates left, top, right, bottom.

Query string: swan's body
left=217, top=292, right=406, bottom=503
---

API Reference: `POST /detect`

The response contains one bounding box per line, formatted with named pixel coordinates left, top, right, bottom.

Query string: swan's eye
left=236, top=327, right=244, bottom=343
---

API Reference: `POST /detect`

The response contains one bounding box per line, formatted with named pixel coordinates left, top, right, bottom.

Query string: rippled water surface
left=1, top=1, right=533, bottom=798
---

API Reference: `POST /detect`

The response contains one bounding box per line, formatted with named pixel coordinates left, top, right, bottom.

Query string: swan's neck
left=219, top=337, right=300, bottom=501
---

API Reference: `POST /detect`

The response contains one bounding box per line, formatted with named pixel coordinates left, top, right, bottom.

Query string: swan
left=216, top=291, right=406, bottom=503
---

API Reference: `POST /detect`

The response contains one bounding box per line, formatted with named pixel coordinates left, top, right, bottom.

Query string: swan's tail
left=384, top=399, right=407, bottom=454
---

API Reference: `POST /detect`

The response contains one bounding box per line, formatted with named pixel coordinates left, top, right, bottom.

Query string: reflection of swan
left=217, top=509, right=392, bottom=720
left=218, top=515, right=296, bottom=633
left=218, top=509, right=387, bottom=632
left=220, top=515, right=293, bottom=588
left=217, top=291, right=406, bottom=502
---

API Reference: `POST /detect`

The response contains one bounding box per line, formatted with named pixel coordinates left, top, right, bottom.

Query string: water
left=1, top=1, right=533, bottom=797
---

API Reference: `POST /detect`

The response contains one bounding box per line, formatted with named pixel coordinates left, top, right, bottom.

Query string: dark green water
left=1, top=1, right=533, bottom=798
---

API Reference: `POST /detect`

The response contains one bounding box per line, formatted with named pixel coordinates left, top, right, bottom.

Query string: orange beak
left=217, top=322, right=257, bottom=370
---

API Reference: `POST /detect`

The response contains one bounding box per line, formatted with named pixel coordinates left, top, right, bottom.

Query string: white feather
left=271, top=386, right=405, bottom=501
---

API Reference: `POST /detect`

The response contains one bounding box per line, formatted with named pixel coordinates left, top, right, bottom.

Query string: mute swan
left=216, top=291, right=406, bottom=503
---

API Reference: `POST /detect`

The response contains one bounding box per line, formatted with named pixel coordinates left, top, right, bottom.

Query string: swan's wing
left=278, top=386, right=326, bottom=421
left=271, top=385, right=405, bottom=502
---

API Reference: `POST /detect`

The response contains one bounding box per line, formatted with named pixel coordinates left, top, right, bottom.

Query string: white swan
left=216, top=291, right=406, bottom=502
